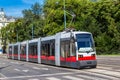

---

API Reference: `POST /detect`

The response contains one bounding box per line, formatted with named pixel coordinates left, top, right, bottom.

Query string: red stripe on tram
left=78, top=56, right=96, bottom=60
left=48, top=56, right=55, bottom=60
left=60, top=56, right=76, bottom=62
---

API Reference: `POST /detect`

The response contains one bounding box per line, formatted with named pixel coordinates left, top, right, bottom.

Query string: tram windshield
left=76, top=34, right=95, bottom=53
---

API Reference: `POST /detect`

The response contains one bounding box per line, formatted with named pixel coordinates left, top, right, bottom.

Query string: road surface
left=0, top=55, right=120, bottom=80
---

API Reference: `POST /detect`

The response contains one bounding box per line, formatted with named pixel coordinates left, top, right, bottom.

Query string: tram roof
left=41, top=35, right=55, bottom=41
left=29, top=38, right=39, bottom=43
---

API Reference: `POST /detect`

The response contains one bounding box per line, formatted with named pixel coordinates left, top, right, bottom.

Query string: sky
left=0, top=0, right=44, bottom=17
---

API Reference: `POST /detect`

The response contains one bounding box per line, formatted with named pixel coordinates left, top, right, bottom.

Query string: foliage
left=1, top=0, right=120, bottom=54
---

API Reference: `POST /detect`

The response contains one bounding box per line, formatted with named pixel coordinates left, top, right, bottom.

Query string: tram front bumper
left=78, top=60, right=97, bottom=68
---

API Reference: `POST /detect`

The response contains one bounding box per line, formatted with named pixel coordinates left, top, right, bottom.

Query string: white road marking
left=86, top=69, right=120, bottom=77
left=41, top=68, right=48, bottom=70
left=14, top=69, right=29, bottom=72
left=10, top=62, right=19, bottom=64
left=97, top=66, right=112, bottom=70
left=0, top=63, right=5, bottom=65
left=28, top=79, right=39, bottom=80
left=86, top=72, right=120, bottom=80
left=0, top=73, right=7, bottom=78
left=98, top=64, right=120, bottom=68
left=46, top=77, right=61, bottom=80
left=77, top=75, right=107, bottom=80
left=63, top=76, right=84, bottom=80
left=14, top=69, right=20, bottom=71
left=32, top=67, right=48, bottom=70
left=33, top=67, right=40, bottom=70
left=22, top=70, right=29, bottom=72
left=0, top=72, right=77, bottom=80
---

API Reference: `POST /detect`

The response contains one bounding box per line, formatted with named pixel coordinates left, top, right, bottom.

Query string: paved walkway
left=0, top=54, right=7, bottom=58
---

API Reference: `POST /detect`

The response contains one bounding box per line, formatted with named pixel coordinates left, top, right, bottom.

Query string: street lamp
left=56, top=0, right=76, bottom=30
left=63, top=0, right=66, bottom=30
left=16, top=29, right=18, bottom=42
left=32, top=24, right=34, bottom=39
left=63, top=0, right=76, bottom=30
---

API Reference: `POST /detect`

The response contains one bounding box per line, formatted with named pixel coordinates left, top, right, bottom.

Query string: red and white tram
left=8, top=30, right=97, bottom=68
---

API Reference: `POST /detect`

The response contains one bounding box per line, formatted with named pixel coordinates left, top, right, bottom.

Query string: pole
left=32, top=25, right=34, bottom=39
left=17, top=30, right=18, bottom=42
left=64, top=0, right=66, bottom=30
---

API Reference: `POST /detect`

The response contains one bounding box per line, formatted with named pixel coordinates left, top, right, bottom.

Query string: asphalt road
left=0, top=55, right=120, bottom=80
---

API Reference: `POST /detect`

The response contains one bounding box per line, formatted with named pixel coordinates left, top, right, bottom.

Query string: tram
left=8, top=30, right=97, bottom=68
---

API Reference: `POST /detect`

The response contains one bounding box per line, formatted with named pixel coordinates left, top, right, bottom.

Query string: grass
left=97, top=53, right=120, bottom=56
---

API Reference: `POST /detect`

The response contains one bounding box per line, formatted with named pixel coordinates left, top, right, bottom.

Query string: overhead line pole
left=64, top=0, right=66, bottom=30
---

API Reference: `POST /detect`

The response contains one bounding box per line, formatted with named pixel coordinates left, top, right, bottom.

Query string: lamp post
left=63, top=0, right=66, bottom=30
left=16, top=29, right=18, bottom=42
left=57, top=0, right=75, bottom=30
left=32, top=24, right=34, bottom=39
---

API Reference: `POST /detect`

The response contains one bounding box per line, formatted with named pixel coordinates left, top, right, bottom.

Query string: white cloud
left=22, top=0, right=44, bottom=4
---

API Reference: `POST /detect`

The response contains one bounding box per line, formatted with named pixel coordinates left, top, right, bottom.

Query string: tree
left=1, top=0, right=120, bottom=54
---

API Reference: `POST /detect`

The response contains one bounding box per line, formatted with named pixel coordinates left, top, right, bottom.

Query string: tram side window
left=50, top=41, right=55, bottom=56
left=33, top=45, right=37, bottom=56
left=60, top=40, right=70, bottom=58
left=61, top=42, right=65, bottom=57
left=21, top=46, right=26, bottom=55
left=29, top=44, right=37, bottom=56
left=41, top=40, right=55, bottom=56
left=41, top=44, right=45, bottom=55
left=14, top=46, right=18, bottom=54
left=9, top=47, right=12, bottom=54
left=70, top=42, right=76, bottom=56
left=45, top=43, right=50, bottom=56
left=41, top=43, right=50, bottom=56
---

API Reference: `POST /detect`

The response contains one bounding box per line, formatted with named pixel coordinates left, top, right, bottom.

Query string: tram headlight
left=91, top=54, right=95, bottom=57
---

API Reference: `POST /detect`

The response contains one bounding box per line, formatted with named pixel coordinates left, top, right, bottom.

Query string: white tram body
left=8, top=30, right=97, bottom=68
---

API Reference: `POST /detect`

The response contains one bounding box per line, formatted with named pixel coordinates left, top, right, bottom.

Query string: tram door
left=29, top=42, right=38, bottom=62
left=14, top=45, right=18, bottom=60
left=8, top=45, right=12, bottom=59
left=60, top=40, right=70, bottom=67
left=41, top=42, right=47, bottom=63
left=20, top=44, right=26, bottom=61
left=41, top=40, right=55, bottom=65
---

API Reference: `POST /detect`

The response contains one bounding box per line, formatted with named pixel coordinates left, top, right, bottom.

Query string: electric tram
left=8, top=30, right=97, bottom=68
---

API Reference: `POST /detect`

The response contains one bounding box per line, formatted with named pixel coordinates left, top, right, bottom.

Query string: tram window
left=21, top=45, right=26, bottom=55
left=41, top=43, right=50, bottom=56
left=65, top=42, right=70, bottom=57
left=60, top=40, right=70, bottom=58
left=61, top=42, right=65, bottom=57
left=9, top=47, right=12, bottom=54
left=41, top=44, right=45, bottom=55
left=70, top=42, right=76, bottom=56
left=50, top=41, right=55, bottom=56
left=46, top=43, right=50, bottom=56
left=41, top=40, right=55, bottom=56
left=29, top=44, right=37, bottom=56
left=34, top=45, right=37, bottom=55
left=14, top=46, right=18, bottom=54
